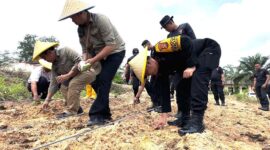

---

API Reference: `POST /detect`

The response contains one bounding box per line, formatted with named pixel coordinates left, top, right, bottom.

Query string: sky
left=0, top=0, right=269, bottom=67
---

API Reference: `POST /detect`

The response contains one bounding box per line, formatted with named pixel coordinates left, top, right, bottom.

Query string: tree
left=17, top=34, right=37, bottom=63
left=17, top=34, right=58, bottom=63
left=234, top=53, right=269, bottom=84
left=0, top=50, right=12, bottom=66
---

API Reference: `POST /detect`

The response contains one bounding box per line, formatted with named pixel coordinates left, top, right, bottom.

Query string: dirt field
left=0, top=85, right=269, bottom=150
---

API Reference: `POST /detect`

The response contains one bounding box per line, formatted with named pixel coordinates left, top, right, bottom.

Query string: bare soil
left=0, top=85, right=269, bottom=150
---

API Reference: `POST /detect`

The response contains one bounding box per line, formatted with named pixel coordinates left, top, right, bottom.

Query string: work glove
left=78, top=61, right=92, bottom=72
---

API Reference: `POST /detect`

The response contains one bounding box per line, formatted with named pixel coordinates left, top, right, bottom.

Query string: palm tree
left=234, top=53, right=269, bottom=85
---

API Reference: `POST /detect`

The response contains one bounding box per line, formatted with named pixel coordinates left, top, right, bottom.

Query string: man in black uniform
left=159, top=15, right=197, bottom=125
left=253, top=63, right=270, bottom=111
left=129, top=35, right=221, bottom=135
left=210, top=66, right=225, bottom=106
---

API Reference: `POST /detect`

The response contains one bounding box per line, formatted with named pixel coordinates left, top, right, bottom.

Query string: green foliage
left=113, top=70, right=124, bottom=84
left=17, top=34, right=59, bottom=63
left=234, top=91, right=257, bottom=103
left=0, top=75, right=30, bottom=101
left=234, top=53, right=269, bottom=84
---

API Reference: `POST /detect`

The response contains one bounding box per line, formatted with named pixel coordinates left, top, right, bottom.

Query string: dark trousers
left=255, top=86, right=269, bottom=107
left=190, top=67, right=212, bottom=115
left=89, top=51, right=125, bottom=120
left=211, top=82, right=225, bottom=104
left=27, top=76, right=50, bottom=99
left=155, top=75, right=171, bottom=112
left=176, top=77, right=191, bottom=115
left=148, top=76, right=160, bottom=106
left=132, top=77, right=140, bottom=96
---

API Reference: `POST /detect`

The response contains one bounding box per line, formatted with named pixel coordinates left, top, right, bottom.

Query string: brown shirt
left=78, top=13, right=125, bottom=56
left=48, top=47, right=82, bottom=94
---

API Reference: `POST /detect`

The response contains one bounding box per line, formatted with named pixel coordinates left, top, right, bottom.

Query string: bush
left=113, top=71, right=124, bottom=84
left=0, top=75, right=30, bottom=101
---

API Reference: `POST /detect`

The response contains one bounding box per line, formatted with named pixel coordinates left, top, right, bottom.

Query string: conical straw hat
left=128, top=47, right=148, bottom=84
left=32, top=41, right=59, bottom=61
left=38, top=58, right=52, bottom=70
left=59, top=0, right=95, bottom=21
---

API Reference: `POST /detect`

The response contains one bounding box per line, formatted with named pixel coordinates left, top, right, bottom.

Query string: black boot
left=168, top=114, right=190, bottom=127
left=178, top=114, right=205, bottom=136
left=258, top=106, right=269, bottom=111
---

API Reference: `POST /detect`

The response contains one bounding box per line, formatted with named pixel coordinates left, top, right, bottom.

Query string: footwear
left=77, top=106, right=84, bottom=116
left=214, top=103, right=220, bottom=106
left=147, top=105, right=162, bottom=112
left=174, top=112, right=182, bottom=118
left=178, top=114, right=205, bottom=136
left=87, top=118, right=106, bottom=127
left=221, top=103, right=225, bottom=106
left=56, top=112, right=75, bottom=119
left=258, top=107, right=269, bottom=111
left=168, top=114, right=189, bottom=127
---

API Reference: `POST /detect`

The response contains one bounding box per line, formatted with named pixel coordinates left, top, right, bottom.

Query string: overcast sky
left=0, top=0, right=269, bottom=67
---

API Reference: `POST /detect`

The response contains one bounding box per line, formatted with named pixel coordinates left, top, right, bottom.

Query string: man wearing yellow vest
left=129, top=35, right=221, bottom=135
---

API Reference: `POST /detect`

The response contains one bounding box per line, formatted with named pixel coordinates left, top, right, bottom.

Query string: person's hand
left=56, top=74, right=69, bottom=83
left=183, top=66, right=196, bottom=78
left=33, top=94, right=39, bottom=101
left=133, top=97, right=140, bottom=105
left=78, top=60, right=92, bottom=72
left=252, top=86, right=255, bottom=92
left=262, top=83, right=267, bottom=89
left=153, top=113, right=168, bottom=129
left=42, top=99, right=50, bottom=110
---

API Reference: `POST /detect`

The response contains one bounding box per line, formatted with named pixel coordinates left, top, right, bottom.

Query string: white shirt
left=28, top=66, right=51, bottom=83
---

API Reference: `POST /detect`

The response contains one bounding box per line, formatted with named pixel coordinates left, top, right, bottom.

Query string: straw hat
left=38, top=58, right=52, bottom=70
left=59, top=0, right=95, bottom=21
left=128, top=47, right=148, bottom=84
left=32, top=41, right=59, bottom=61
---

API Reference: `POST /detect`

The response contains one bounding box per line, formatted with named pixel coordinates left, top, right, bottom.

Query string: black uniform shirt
left=254, top=69, right=269, bottom=87
left=211, top=67, right=224, bottom=83
left=167, top=23, right=196, bottom=39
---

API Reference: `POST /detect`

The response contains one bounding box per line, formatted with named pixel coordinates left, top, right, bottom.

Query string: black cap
left=160, top=15, right=173, bottom=29
left=141, top=40, right=150, bottom=47
left=132, top=48, right=139, bottom=55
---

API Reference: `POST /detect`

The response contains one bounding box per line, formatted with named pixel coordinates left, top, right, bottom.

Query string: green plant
left=113, top=71, right=124, bottom=84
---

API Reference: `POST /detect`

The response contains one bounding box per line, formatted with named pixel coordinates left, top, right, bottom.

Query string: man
left=210, top=66, right=225, bottom=106
left=27, top=59, right=51, bottom=105
left=59, top=0, right=125, bottom=126
left=129, top=35, right=221, bottom=135
left=141, top=40, right=161, bottom=111
left=159, top=15, right=197, bottom=126
left=125, top=48, right=141, bottom=97
left=253, top=63, right=269, bottom=111
left=32, top=41, right=99, bottom=119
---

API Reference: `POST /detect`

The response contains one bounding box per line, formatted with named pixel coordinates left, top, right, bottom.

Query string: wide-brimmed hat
left=32, top=41, right=59, bottom=61
left=38, top=58, right=52, bottom=70
left=128, top=47, right=148, bottom=84
left=160, top=15, right=174, bottom=29
left=59, top=0, right=95, bottom=21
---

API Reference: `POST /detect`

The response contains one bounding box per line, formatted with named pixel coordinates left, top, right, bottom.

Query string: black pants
left=89, top=51, right=125, bottom=120
left=255, top=86, right=269, bottom=107
left=27, top=76, right=50, bottom=99
left=132, top=77, right=140, bottom=96
left=190, top=67, right=212, bottom=115
left=211, top=82, right=225, bottom=104
left=176, top=76, right=191, bottom=115
left=148, top=76, right=160, bottom=106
